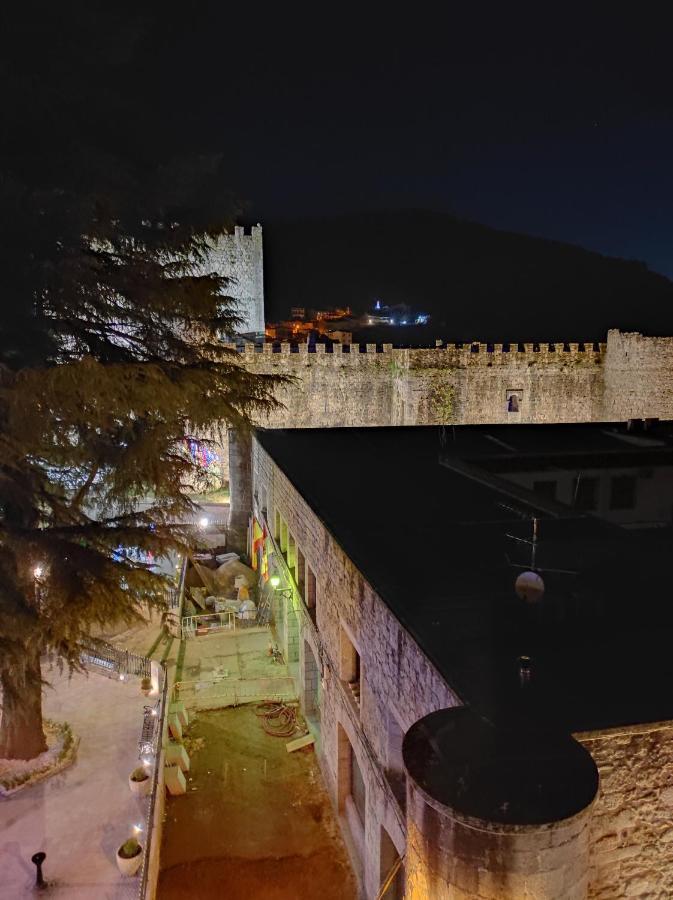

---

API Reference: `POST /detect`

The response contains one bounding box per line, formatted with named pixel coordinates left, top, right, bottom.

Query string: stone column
left=403, top=708, right=598, bottom=900
left=227, top=425, right=252, bottom=555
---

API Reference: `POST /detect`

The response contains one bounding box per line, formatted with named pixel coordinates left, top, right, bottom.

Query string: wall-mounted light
left=269, top=574, right=292, bottom=599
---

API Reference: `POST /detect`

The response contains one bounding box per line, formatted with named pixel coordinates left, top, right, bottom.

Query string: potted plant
left=140, top=676, right=152, bottom=696
left=116, top=837, right=143, bottom=876
left=129, top=765, right=151, bottom=796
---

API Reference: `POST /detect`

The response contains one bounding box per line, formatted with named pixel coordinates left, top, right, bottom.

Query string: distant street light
left=198, top=516, right=208, bottom=529
left=33, top=565, right=43, bottom=579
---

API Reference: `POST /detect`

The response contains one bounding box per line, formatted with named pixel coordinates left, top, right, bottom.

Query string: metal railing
left=137, top=664, right=168, bottom=900
left=181, top=609, right=266, bottom=639
left=172, top=675, right=296, bottom=711
left=80, top=639, right=151, bottom=679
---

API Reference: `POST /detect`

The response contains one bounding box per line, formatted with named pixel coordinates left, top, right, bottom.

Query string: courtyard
left=157, top=705, right=356, bottom=900
left=1, top=666, right=153, bottom=899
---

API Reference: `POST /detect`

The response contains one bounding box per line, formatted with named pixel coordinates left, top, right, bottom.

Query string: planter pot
left=129, top=774, right=151, bottom=797
left=116, top=844, right=143, bottom=876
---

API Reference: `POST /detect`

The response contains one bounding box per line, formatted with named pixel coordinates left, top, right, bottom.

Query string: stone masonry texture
left=250, top=432, right=673, bottom=900
left=228, top=331, right=673, bottom=430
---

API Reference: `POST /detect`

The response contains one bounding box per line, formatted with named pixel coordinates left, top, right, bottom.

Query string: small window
left=350, top=745, right=366, bottom=825
left=575, top=476, right=598, bottom=511
left=306, top=566, right=316, bottom=610
left=296, top=546, right=306, bottom=597
left=610, top=475, right=636, bottom=510
left=340, top=626, right=361, bottom=710
left=533, top=480, right=557, bottom=501
left=385, top=709, right=406, bottom=809
left=506, top=389, right=522, bottom=412
left=380, top=828, right=404, bottom=900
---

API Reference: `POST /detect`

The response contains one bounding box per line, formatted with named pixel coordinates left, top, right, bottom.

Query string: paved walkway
left=1, top=667, right=153, bottom=898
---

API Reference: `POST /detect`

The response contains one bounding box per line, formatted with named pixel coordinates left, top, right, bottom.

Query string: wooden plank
left=286, top=733, right=315, bottom=753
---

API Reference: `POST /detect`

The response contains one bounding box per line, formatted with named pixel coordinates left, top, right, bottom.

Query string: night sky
left=4, top=6, right=673, bottom=277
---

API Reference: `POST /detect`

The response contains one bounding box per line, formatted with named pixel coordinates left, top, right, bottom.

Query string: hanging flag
left=251, top=518, right=264, bottom=570
left=260, top=524, right=269, bottom=581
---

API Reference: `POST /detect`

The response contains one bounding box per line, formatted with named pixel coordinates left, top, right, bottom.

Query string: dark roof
left=256, top=423, right=673, bottom=735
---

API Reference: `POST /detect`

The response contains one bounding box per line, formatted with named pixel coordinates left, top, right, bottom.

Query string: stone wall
left=404, top=781, right=593, bottom=900
left=576, top=722, right=673, bottom=899
left=252, top=434, right=673, bottom=900
left=205, top=225, right=265, bottom=335
left=252, top=436, right=461, bottom=898
left=229, top=331, right=673, bottom=430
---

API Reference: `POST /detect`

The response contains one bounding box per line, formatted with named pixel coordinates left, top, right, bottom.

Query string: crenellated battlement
left=223, top=338, right=606, bottom=362
left=218, top=330, right=673, bottom=430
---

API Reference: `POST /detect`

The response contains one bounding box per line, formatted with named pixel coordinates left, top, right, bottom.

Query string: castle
left=211, top=226, right=673, bottom=899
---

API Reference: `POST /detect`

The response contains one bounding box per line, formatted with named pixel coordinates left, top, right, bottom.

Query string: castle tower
left=206, top=224, right=265, bottom=337
left=402, top=708, right=598, bottom=899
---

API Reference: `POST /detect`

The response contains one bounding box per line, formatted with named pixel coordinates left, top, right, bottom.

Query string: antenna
left=504, top=514, right=578, bottom=601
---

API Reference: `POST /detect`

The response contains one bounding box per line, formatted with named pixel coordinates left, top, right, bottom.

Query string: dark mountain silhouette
left=262, top=210, right=673, bottom=342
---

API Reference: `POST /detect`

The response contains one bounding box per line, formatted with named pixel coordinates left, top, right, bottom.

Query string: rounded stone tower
left=402, top=707, right=599, bottom=899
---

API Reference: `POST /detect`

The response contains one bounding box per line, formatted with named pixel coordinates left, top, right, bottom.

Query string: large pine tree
left=0, top=161, right=283, bottom=758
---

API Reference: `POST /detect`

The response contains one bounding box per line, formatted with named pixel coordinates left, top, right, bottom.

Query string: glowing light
left=142, top=757, right=151, bottom=766
left=270, top=575, right=280, bottom=588
left=151, top=708, right=158, bottom=716
left=119, top=674, right=125, bottom=681
left=133, top=824, right=143, bottom=834
left=33, top=565, right=43, bottom=579
left=198, top=516, right=209, bottom=529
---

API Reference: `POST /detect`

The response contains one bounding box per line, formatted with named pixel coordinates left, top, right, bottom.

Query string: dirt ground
left=158, top=706, right=357, bottom=900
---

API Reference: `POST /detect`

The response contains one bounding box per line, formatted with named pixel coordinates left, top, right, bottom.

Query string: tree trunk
left=0, top=648, right=47, bottom=760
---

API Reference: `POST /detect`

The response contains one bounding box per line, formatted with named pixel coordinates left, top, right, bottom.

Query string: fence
left=181, top=608, right=268, bottom=639
left=173, top=675, right=296, bottom=711
left=80, top=639, right=151, bottom=679
left=137, top=664, right=168, bottom=900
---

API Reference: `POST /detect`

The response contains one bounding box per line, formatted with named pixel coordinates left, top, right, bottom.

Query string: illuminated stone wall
left=252, top=437, right=461, bottom=898
left=576, top=722, right=673, bottom=899
left=229, top=330, right=673, bottom=430
left=404, top=780, right=593, bottom=900
left=204, top=225, right=265, bottom=335
left=251, top=434, right=673, bottom=900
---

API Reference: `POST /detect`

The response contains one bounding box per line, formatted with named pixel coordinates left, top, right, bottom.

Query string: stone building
left=250, top=423, right=673, bottom=899
left=203, top=224, right=265, bottom=337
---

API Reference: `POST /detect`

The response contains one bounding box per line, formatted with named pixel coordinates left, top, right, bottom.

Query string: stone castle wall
left=576, top=722, right=673, bottom=899
left=228, top=330, right=673, bottom=430
left=206, top=224, right=265, bottom=335
left=251, top=434, right=673, bottom=899
left=252, top=437, right=461, bottom=898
